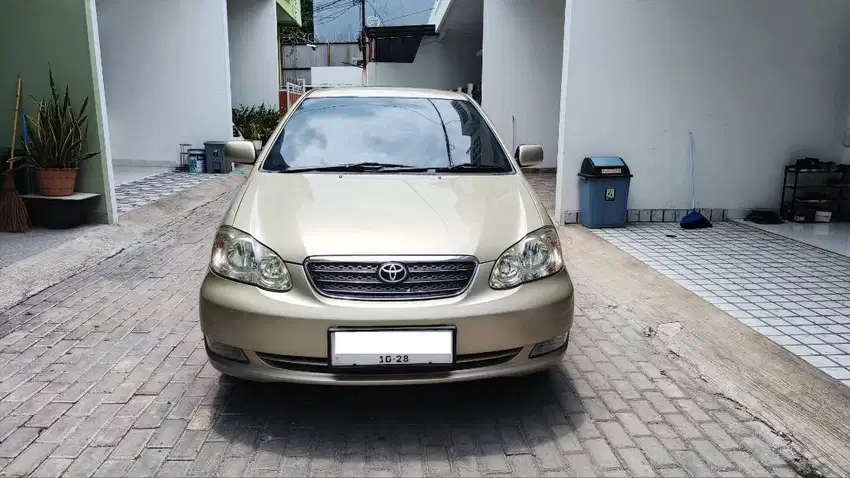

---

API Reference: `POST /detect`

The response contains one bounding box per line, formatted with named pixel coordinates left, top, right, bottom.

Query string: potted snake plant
left=25, top=68, right=98, bottom=196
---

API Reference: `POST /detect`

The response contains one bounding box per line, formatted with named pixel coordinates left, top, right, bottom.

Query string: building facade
left=368, top=0, right=850, bottom=226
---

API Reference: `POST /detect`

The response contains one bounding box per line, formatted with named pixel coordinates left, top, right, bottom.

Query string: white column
left=481, top=0, right=565, bottom=167
left=227, top=0, right=280, bottom=108
left=554, top=0, right=573, bottom=225
left=85, top=0, right=117, bottom=223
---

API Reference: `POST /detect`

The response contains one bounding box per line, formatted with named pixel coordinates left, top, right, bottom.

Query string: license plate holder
left=329, top=326, right=456, bottom=368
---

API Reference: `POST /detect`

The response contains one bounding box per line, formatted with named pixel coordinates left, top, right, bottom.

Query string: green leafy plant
left=1, top=148, right=33, bottom=176
left=232, top=103, right=282, bottom=142
left=25, top=68, right=99, bottom=169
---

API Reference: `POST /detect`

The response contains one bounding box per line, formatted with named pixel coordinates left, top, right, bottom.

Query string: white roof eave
left=428, top=0, right=454, bottom=34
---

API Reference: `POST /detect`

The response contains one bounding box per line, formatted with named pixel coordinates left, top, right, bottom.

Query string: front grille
left=256, top=347, right=522, bottom=374
left=304, top=256, right=477, bottom=301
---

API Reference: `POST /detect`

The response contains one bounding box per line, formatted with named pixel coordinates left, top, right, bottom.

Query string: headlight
left=209, top=226, right=292, bottom=291
left=489, top=226, right=564, bottom=289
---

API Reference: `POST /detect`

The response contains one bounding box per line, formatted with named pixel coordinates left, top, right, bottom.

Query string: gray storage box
left=204, top=141, right=230, bottom=173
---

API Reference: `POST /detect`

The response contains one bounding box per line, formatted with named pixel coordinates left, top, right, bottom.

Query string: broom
left=680, top=132, right=711, bottom=229
left=0, top=75, right=32, bottom=233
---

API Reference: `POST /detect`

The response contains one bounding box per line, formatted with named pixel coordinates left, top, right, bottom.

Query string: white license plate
left=330, top=329, right=454, bottom=367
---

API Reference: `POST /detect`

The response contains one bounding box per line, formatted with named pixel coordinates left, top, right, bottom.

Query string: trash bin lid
left=578, top=156, right=632, bottom=178
left=204, top=141, right=227, bottom=146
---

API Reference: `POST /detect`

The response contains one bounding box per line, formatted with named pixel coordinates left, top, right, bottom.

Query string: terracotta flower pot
left=37, top=168, right=78, bottom=197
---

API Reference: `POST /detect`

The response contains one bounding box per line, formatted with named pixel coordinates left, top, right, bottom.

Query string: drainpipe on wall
left=843, top=99, right=850, bottom=162
left=511, top=114, right=516, bottom=153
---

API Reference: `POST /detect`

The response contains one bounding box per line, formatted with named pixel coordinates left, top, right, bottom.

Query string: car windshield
left=262, top=96, right=513, bottom=173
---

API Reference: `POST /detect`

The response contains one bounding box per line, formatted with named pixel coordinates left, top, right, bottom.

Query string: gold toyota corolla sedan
left=199, top=87, right=574, bottom=385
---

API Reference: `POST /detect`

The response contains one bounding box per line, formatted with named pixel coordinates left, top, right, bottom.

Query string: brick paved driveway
left=0, top=198, right=808, bottom=477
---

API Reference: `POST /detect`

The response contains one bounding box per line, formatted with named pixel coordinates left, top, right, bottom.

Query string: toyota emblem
left=377, top=262, right=408, bottom=284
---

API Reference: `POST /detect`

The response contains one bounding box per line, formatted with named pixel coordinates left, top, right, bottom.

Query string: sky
left=313, top=0, right=435, bottom=43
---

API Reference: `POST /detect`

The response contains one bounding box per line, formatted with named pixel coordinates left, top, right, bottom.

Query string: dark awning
left=365, top=25, right=437, bottom=63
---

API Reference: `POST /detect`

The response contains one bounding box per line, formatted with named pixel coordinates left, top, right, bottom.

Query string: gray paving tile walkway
left=524, top=171, right=556, bottom=218
left=594, top=221, right=850, bottom=388
left=0, top=188, right=811, bottom=477
left=115, top=172, right=219, bottom=215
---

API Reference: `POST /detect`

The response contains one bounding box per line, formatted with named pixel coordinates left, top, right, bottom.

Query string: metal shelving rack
left=780, top=165, right=850, bottom=222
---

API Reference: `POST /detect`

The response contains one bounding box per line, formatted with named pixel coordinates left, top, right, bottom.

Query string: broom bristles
left=0, top=174, right=31, bottom=232
left=680, top=209, right=712, bottom=229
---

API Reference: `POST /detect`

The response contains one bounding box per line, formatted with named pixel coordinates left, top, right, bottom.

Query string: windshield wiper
left=352, top=163, right=511, bottom=173
left=434, top=163, right=509, bottom=172
left=280, top=162, right=413, bottom=173
left=279, top=162, right=511, bottom=174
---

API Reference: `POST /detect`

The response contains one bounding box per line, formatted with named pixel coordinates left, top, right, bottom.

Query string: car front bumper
left=198, top=262, right=574, bottom=385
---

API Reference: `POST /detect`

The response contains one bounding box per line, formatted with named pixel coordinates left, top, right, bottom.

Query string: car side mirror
left=225, top=140, right=257, bottom=165
left=515, top=144, right=544, bottom=168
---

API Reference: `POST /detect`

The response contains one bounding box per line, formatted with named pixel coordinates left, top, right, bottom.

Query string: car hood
left=230, top=172, right=548, bottom=263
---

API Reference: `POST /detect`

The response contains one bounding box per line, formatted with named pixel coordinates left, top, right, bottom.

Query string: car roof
left=306, top=86, right=469, bottom=101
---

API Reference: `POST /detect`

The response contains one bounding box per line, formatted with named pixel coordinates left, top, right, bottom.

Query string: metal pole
left=361, top=0, right=367, bottom=84
left=286, top=83, right=293, bottom=111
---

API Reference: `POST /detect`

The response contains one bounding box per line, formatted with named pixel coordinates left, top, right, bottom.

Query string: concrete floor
left=739, top=219, right=850, bottom=258
left=0, top=226, right=97, bottom=269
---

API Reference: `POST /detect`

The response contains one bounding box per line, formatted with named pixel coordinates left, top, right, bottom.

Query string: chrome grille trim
left=304, top=255, right=478, bottom=301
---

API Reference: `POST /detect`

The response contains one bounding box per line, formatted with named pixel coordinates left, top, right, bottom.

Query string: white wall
left=312, top=66, right=363, bottom=86
left=558, top=0, right=850, bottom=218
left=228, top=0, right=279, bottom=108
left=96, top=0, right=233, bottom=167
left=481, top=0, right=565, bottom=168
left=367, top=34, right=481, bottom=91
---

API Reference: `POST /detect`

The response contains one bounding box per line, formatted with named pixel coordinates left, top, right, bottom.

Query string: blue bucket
left=187, top=149, right=205, bottom=173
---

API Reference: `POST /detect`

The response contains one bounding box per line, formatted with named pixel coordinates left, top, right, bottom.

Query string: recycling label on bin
left=601, top=168, right=622, bottom=174
left=605, top=188, right=615, bottom=201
